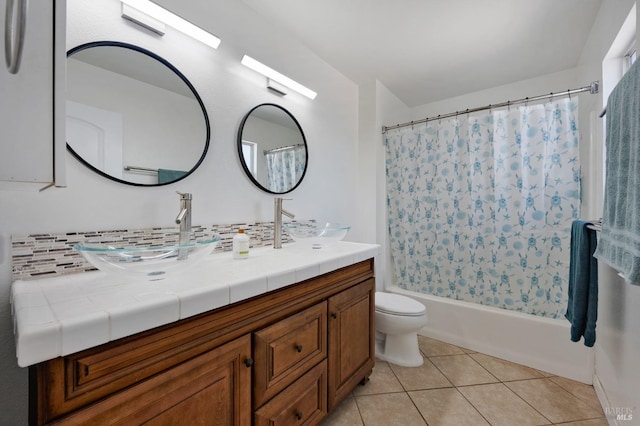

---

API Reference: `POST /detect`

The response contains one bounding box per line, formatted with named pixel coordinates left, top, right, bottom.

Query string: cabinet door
left=51, top=335, right=252, bottom=426
left=0, top=0, right=65, bottom=188
left=327, top=279, right=375, bottom=410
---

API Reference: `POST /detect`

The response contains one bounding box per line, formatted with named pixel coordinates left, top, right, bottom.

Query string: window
left=241, top=140, right=258, bottom=177
left=623, top=39, right=637, bottom=74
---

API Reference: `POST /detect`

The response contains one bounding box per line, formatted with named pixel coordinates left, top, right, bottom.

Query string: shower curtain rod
left=264, top=143, right=305, bottom=155
left=381, top=81, right=599, bottom=134
left=124, top=165, right=158, bottom=174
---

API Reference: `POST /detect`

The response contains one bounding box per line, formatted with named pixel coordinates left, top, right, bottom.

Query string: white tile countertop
left=11, top=241, right=378, bottom=367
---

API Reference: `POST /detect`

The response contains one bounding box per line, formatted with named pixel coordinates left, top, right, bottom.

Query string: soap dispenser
left=233, top=228, right=250, bottom=259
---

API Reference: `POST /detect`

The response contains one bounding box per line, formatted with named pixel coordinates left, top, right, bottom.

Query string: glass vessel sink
left=283, top=222, right=350, bottom=249
left=75, top=233, right=220, bottom=279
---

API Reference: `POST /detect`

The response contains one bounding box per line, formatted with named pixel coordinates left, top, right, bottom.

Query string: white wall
left=578, top=0, right=640, bottom=421
left=360, top=81, right=411, bottom=290
left=0, top=0, right=359, bottom=423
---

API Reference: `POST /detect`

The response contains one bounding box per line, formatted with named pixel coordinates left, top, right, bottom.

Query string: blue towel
left=158, top=169, right=187, bottom=184
left=565, top=220, right=598, bottom=347
left=593, top=60, right=640, bottom=285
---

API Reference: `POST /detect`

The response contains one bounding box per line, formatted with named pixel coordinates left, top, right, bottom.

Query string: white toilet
left=375, top=292, right=427, bottom=367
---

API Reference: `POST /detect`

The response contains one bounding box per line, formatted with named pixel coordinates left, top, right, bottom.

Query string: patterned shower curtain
left=385, top=98, right=580, bottom=318
left=265, top=145, right=306, bottom=192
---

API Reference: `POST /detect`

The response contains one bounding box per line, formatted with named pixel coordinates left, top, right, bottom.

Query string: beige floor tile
left=458, top=383, right=551, bottom=426
left=355, top=393, right=427, bottom=426
left=353, top=361, right=404, bottom=396
left=548, top=376, right=603, bottom=411
left=321, top=396, right=363, bottom=425
left=322, top=337, right=606, bottom=426
left=506, top=378, right=604, bottom=423
left=469, top=353, right=544, bottom=382
left=389, top=358, right=453, bottom=391
left=418, top=335, right=466, bottom=356
left=429, top=354, right=499, bottom=386
left=554, top=419, right=609, bottom=426
left=409, top=388, right=489, bottom=426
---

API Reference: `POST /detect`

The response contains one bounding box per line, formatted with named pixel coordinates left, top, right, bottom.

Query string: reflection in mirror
left=66, top=41, right=210, bottom=186
left=237, top=104, right=307, bottom=194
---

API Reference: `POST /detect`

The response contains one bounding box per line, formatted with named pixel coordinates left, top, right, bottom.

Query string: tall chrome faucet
left=175, top=192, right=192, bottom=259
left=274, top=197, right=295, bottom=249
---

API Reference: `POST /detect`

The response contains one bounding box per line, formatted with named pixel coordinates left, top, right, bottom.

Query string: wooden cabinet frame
left=30, top=259, right=375, bottom=425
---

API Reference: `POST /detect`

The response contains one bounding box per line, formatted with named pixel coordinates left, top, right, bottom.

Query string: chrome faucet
left=175, top=192, right=192, bottom=259
left=274, top=197, right=295, bottom=249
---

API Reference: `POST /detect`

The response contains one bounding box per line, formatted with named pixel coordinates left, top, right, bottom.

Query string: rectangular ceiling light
left=241, top=55, right=317, bottom=100
left=122, top=4, right=166, bottom=35
left=121, top=0, right=221, bottom=49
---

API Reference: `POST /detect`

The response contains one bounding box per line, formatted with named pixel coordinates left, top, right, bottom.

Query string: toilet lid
left=375, top=292, right=426, bottom=317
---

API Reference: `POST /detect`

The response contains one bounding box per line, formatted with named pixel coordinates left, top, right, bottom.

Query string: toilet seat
left=375, top=292, right=426, bottom=317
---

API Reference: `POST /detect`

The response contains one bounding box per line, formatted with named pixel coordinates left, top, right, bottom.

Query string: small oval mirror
left=66, top=41, right=210, bottom=186
left=237, top=104, right=308, bottom=194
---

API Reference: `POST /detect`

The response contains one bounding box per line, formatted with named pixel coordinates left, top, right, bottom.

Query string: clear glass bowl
left=283, top=222, right=350, bottom=249
left=75, top=233, right=220, bottom=279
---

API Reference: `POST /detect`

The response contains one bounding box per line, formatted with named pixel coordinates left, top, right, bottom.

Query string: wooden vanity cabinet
left=30, top=259, right=375, bottom=425
left=327, top=280, right=375, bottom=411
left=254, top=360, right=328, bottom=426
left=253, top=302, right=328, bottom=408
left=251, top=279, right=375, bottom=424
left=47, top=335, right=252, bottom=425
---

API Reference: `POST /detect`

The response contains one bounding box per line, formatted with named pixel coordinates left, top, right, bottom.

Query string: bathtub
left=387, top=286, right=595, bottom=384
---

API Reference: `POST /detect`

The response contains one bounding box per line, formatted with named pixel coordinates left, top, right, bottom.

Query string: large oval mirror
left=66, top=41, right=210, bottom=186
left=237, top=104, right=308, bottom=194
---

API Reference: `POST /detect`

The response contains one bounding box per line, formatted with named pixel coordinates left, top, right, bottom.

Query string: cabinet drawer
left=254, top=360, right=327, bottom=426
left=254, top=301, right=327, bottom=407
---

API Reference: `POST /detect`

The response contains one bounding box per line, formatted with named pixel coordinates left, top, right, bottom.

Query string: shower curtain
left=265, top=145, right=306, bottom=192
left=385, top=98, right=580, bottom=318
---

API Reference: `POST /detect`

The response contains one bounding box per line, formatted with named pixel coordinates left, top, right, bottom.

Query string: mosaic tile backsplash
left=11, top=221, right=308, bottom=281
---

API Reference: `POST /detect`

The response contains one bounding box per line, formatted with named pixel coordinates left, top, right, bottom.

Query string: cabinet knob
left=295, top=344, right=303, bottom=353
left=331, top=312, right=337, bottom=319
left=244, top=358, right=254, bottom=368
left=295, top=411, right=303, bottom=421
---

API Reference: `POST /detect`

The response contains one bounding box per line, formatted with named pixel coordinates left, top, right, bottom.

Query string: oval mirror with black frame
left=66, top=41, right=210, bottom=186
left=237, top=103, right=308, bottom=194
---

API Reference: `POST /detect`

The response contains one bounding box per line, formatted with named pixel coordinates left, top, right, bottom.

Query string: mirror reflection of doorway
left=66, top=100, right=124, bottom=179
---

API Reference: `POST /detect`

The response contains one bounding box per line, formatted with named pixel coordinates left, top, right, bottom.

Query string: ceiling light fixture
left=266, top=78, right=288, bottom=96
left=241, top=55, right=317, bottom=100
left=121, top=0, right=221, bottom=49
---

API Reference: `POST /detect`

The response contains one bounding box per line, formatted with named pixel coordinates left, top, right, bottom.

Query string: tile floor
left=322, top=336, right=606, bottom=426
